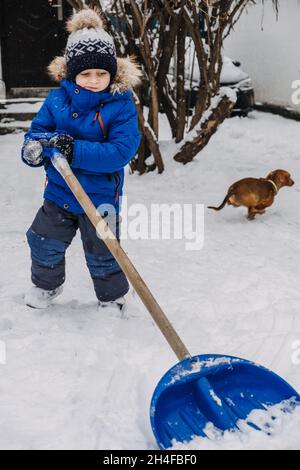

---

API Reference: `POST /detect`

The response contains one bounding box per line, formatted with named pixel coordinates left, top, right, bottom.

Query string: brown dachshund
left=208, top=169, right=294, bottom=220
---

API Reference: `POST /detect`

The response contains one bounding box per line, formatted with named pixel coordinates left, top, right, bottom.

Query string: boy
left=22, top=8, right=141, bottom=310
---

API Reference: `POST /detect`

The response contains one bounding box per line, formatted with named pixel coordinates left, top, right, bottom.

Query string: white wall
left=224, top=0, right=300, bottom=110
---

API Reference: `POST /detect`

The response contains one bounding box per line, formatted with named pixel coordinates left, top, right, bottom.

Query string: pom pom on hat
left=66, top=8, right=104, bottom=33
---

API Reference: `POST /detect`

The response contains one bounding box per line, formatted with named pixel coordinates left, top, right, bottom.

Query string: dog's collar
left=267, top=179, right=278, bottom=194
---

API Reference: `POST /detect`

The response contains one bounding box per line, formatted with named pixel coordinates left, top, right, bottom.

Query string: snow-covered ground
left=0, top=101, right=43, bottom=114
left=0, top=111, right=299, bottom=450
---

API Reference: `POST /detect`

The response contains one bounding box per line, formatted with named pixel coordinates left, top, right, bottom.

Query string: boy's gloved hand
left=22, top=140, right=44, bottom=165
left=49, top=134, right=74, bottom=165
left=22, top=132, right=59, bottom=166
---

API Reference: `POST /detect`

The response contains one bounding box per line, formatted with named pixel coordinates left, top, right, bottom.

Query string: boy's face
left=75, top=69, right=111, bottom=92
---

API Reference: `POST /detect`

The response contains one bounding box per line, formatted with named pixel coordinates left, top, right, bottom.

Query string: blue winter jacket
left=22, top=57, right=141, bottom=214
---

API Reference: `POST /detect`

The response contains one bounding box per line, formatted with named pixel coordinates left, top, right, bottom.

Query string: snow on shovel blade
left=150, top=354, right=300, bottom=449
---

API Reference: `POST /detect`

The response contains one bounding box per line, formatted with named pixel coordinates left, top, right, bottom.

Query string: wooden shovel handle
left=53, top=156, right=190, bottom=362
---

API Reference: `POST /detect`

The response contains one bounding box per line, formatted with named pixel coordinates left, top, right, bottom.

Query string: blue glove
left=22, top=132, right=59, bottom=166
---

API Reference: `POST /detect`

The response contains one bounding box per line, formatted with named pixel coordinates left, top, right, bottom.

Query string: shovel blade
left=150, top=354, right=300, bottom=449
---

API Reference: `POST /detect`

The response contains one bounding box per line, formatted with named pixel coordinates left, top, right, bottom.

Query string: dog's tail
left=208, top=193, right=232, bottom=211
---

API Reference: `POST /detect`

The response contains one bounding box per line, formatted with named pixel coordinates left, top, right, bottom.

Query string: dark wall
left=0, top=0, right=72, bottom=88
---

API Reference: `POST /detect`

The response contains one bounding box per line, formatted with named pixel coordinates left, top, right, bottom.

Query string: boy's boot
left=98, top=296, right=126, bottom=312
left=24, top=285, right=63, bottom=309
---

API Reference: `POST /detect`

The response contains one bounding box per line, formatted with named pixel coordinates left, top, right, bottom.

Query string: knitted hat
left=65, top=9, right=117, bottom=82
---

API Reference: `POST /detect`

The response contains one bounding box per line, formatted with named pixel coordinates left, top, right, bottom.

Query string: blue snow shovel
left=51, top=153, right=300, bottom=449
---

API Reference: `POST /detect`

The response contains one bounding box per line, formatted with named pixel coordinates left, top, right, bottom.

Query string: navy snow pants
left=26, top=199, right=129, bottom=301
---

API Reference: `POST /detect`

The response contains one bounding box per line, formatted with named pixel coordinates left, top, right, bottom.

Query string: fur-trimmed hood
left=47, top=55, right=142, bottom=94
